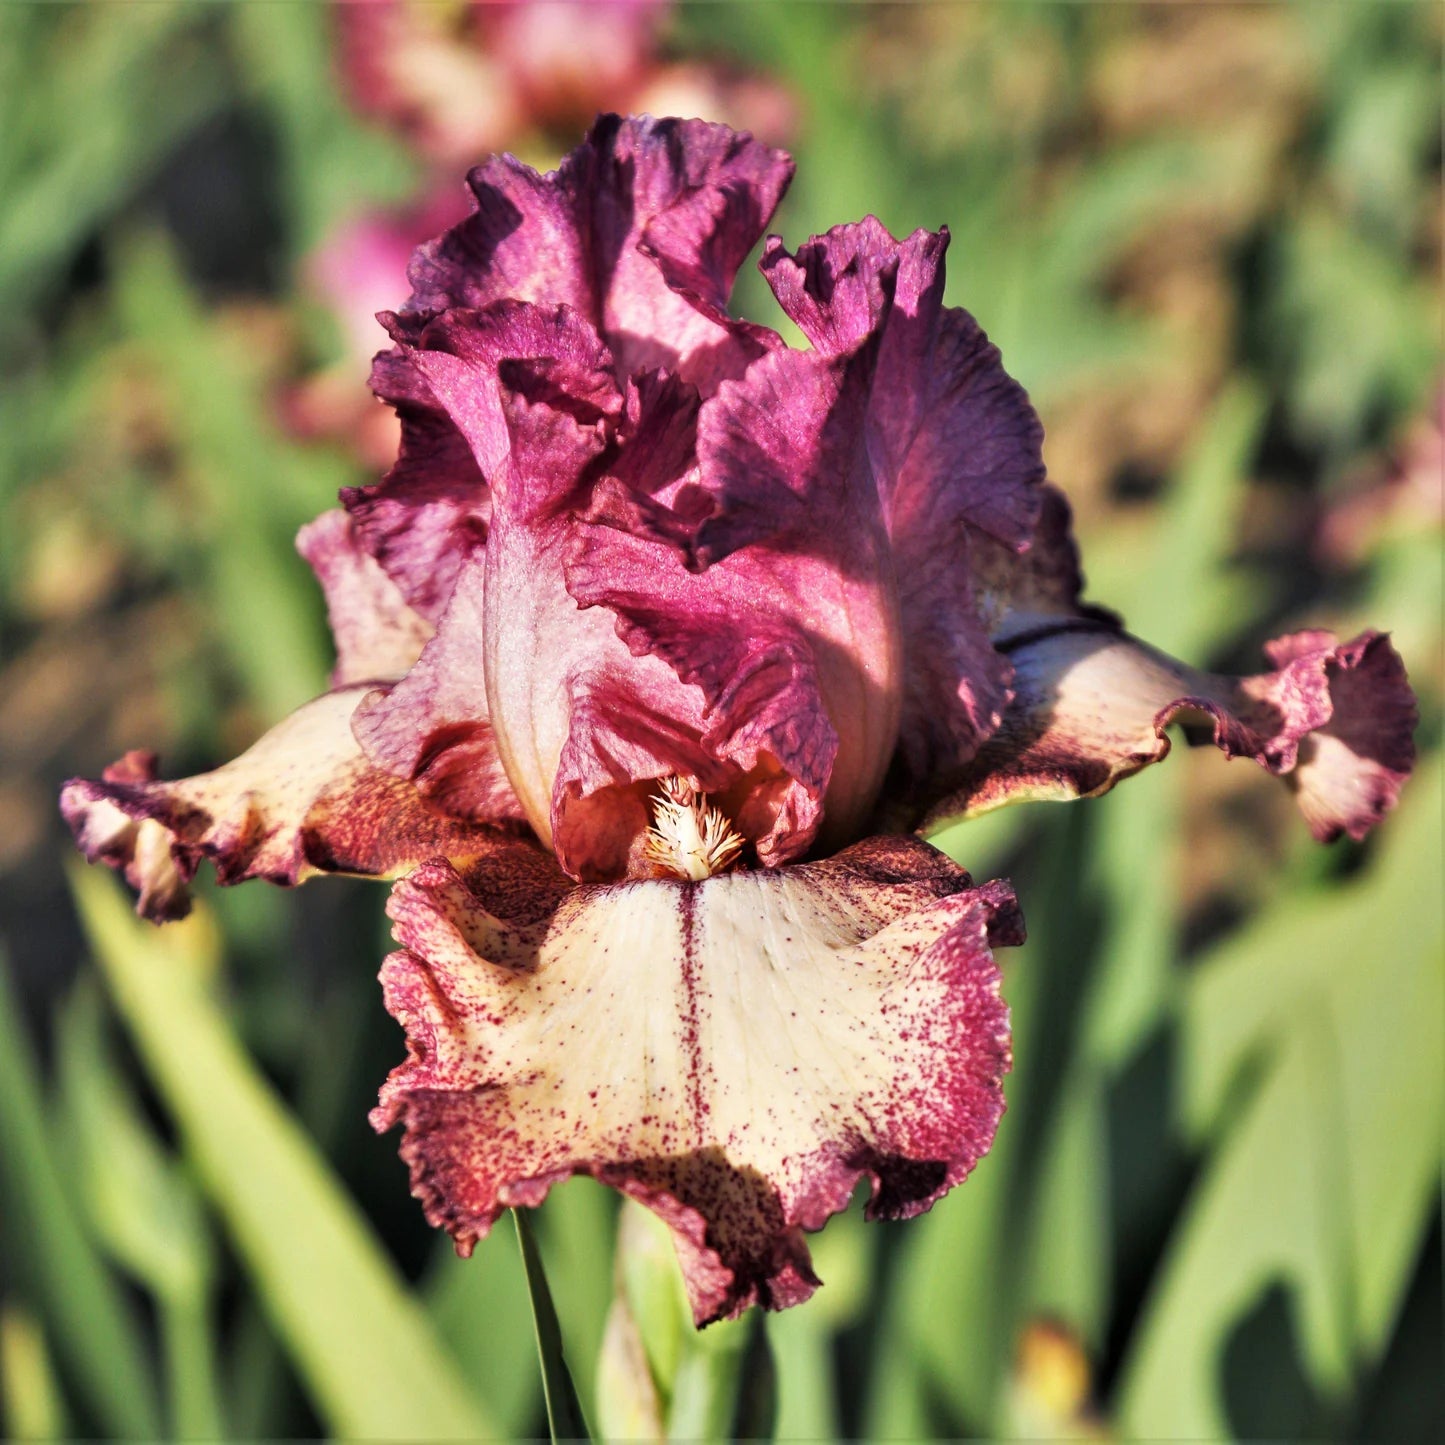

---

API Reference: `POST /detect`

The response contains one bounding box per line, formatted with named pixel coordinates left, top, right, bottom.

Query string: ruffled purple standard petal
left=343, top=298, right=621, bottom=618
left=363, top=301, right=716, bottom=877
left=342, top=343, right=493, bottom=622
left=295, top=509, right=433, bottom=687
left=756, top=221, right=1047, bottom=788
left=920, top=622, right=1417, bottom=842
left=571, top=222, right=1047, bottom=854
left=570, top=355, right=879, bottom=861
left=61, top=687, right=505, bottom=922
left=364, top=300, right=865, bottom=878
left=371, top=834, right=1018, bottom=1324
left=404, top=114, right=793, bottom=392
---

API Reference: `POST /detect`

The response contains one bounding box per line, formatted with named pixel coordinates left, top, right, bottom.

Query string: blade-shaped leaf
left=0, top=951, right=161, bottom=1439
left=69, top=867, right=495, bottom=1441
left=1120, top=762, right=1444, bottom=1434
left=55, top=980, right=225, bottom=1440
left=0, top=1304, right=67, bottom=1442
left=514, top=1209, right=591, bottom=1442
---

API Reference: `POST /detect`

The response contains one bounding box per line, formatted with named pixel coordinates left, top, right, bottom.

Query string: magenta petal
left=574, top=341, right=949, bottom=858
left=551, top=662, right=736, bottom=880
left=372, top=834, right=1018, bottom=1324
left=295, top=509, right=433, bottom=686
left=760, top=216, right=937, bottom=358
left=345, top=298, right=620, bottom=623
left=404, top=115, right=793, bottom=391
left=343, top=344, right=492, bottom=621
left=395, top=303, right=711, bottom=864
left=568, top=518, right=838, bottom=864
left=351, top=554, right=527, bottom=827
left=1266, top=630, right=1418, bottom=842
left=407, top=301, right=621, bottom=513
left=922, top=622, right=1417, bottom=842
left=747, top=223, right=1049, bottom=794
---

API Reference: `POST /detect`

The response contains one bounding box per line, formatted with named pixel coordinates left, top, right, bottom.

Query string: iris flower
left=63, top=116, right=1417, bottom=1325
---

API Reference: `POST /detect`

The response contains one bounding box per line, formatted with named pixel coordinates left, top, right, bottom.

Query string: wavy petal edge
left=371, top=833, right=1019, bottom=1323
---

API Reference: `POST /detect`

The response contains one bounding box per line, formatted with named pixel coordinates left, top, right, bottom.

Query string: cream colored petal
left=373, top=835, right=1018, bottom=1323
left=62, top=686, right=505, bottom=921
left=920, top=622, right=1415, bottom=842
left=296, top=509, right=433, bottom=686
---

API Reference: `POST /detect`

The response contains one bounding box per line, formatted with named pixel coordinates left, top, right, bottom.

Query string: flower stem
left=513, top=1209, right=591, bottom=1441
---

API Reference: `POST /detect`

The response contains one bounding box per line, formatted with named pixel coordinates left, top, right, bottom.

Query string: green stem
left=513, top=1210, right=590, bottom=1441
left=160, top=1290, right=225, bottom=1441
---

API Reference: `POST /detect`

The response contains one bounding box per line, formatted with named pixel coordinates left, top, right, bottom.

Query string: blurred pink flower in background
left=335, top=1, right=668, bottom=166
left=286, top=186, right=475, bottom=470
left=294, top=1, right=795, bottom=466
left=1317, top=386, right=1444, bottom=570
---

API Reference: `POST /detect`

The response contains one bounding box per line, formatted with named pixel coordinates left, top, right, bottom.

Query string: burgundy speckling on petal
left=371, top=833, right=1018, bottom=1325
left=921, top=622, right=1417, bottom=841
left=60, top=687, right=505, bottom=921
left=61, top=751, right=190, bottom=923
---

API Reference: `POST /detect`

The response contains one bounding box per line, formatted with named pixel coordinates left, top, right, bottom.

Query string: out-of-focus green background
left=0, top=2, right=1440, bottom=1440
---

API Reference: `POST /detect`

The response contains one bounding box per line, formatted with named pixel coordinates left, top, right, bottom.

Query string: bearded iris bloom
left=63, top=116, right=1417, bottom=1325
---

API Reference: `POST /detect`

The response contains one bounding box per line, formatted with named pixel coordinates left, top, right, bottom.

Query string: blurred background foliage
left=0, top=2, right=1440, bottom=1440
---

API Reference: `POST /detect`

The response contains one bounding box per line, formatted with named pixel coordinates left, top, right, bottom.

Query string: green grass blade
left=766, top=1306, right=837, bottom=1442
left=55, top=979, right=226, bottom=1439
left=514, top=1209, right=592, bottom=1442
left=110, top=231, right=337, bottom=721
left=69, top=868, right=496, bottom=1441
left=536, top=1177, right=616, bottom=1416
left=0, top=3, right=224, bottom=321
left=0, top=1304, right=68, bottom=1441
left=0, top=952, right=161, bottom=1438
left=1120, top=763, right=1444, bottom=1434
left=425, top=1237, right=543, bottom=1439
left=158, top=1293, right=225, bottom=1442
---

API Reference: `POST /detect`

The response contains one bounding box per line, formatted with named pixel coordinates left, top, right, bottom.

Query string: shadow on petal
left=372, top=834, right=1019, bottom=1323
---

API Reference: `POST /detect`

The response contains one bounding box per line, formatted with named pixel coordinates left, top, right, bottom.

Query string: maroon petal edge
left=61, top=687, right=506, bottom=922
left=921, top=622, right=1418, bottom=842
left=371, top=833, right=1019, bottom=1324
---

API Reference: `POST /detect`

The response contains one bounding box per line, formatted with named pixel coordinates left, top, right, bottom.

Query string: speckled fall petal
left=60, top=687, right=505, bottom=921
left=371, top=833, right=1019, bottom=1324
left=921, top=622, right=1417, bottom=841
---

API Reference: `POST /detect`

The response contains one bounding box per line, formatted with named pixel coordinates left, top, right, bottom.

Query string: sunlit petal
left=372, top=834, right=1018, bottom=1324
